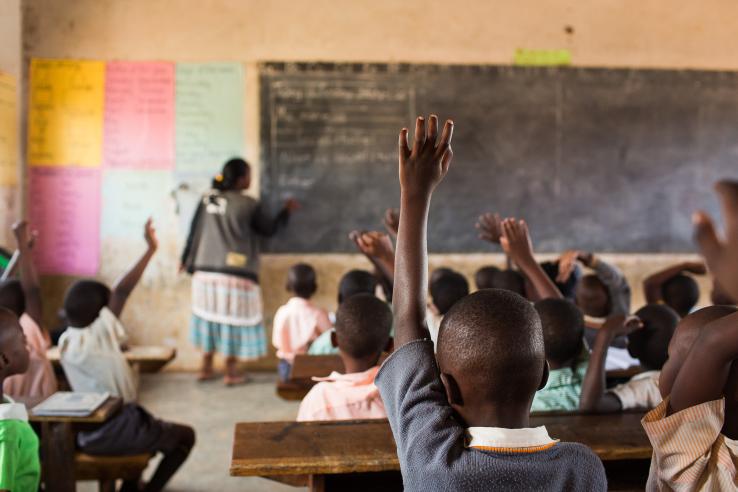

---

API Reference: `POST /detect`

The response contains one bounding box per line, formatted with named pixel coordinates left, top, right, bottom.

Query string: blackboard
left=259, top=62, right=738, bottom=253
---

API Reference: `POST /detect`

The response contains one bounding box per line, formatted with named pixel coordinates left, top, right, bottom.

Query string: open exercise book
left=32, top=392, right=110, bottom=417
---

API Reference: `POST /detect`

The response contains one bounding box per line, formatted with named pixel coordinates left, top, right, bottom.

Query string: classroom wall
left=22, top=0, right=733, bottom=370
left=0, top=0, right=22, bottom=247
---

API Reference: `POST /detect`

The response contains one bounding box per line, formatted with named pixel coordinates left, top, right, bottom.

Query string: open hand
left=399, top=115, right=454, bottom=198
left=694, top=181, right=738, bottom=301
left=500, top=218, right=535, bottom=266
left=350, top=230, right=394, bottom=263
left=476, top=213, right=503, bottom=244
left=144, top=218, right=158, bottom=251
left=557, top=250, right=594, bottom=282
left=384, top=208, right=399, bottom=237
left=601, top=314, right=644, bottom=338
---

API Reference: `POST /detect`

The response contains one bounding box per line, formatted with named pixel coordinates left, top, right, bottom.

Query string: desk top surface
left=29, top=396, right=123, bottom=424
left=231, top=412, right=651, bottom=477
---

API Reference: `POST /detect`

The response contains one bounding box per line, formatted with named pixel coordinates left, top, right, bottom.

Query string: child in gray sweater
left=376, top=115, right=607, bottom=491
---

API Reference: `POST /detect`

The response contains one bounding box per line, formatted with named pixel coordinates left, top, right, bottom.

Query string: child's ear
left=538, top=360, right=550, bottom=391
left=440, top=372, right=463, bottom=406
left=384, top=336, right=394, bottom=353
left=330, top=331, right=338, bottom=348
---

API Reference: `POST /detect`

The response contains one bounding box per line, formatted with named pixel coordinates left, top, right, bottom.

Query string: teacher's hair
left=213, top=157, right=250, bottom=191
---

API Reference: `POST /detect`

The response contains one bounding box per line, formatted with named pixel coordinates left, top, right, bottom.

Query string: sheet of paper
left=175, top=62, right=244, bottom=178
left=101, top=169, right=174, bottom=238
left=0, top=72, right=17, bottom=185
left=27, top=59, right=105, bottom=167
left=28, top=167, right=101, bottom=275
left=104, top=62, right=175, bottom=169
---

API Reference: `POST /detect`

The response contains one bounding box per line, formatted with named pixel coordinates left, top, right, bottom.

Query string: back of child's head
left=661, top=273, right=699, bottom=317
left=0, top=307, right=29, bottom=376
left=0, top=280, right=25, bottom=317
left=474, top=266, right=500, bottom=290
left=627, top=304, right=680, bottom=370
left=487, top=269, right=526, bottom=296
left=63, top=280, right=111, bottom=328
left=287, top=263, right=317, bottom=299
left=436, top=289, right=545, bottom=406
left=541, top=260, right=580, bottom=300
left=429, top=269, right=469, bottom=315
left=337, top=269, right=378, bottom=304
left=575, top=274, right=610, bottom=318
left=534, top=298, right=584, bottom=366
left=334, top=293, right=392, bottom=359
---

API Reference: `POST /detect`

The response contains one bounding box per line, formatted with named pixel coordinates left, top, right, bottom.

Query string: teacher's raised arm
left=180, top=157, right=298, bottom=386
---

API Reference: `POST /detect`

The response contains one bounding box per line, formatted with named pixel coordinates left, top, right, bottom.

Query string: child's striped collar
left=466, top=425, right=558, bottom=453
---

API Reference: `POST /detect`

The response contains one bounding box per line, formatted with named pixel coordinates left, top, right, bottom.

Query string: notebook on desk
left=32, top=391, right=110, bottom=417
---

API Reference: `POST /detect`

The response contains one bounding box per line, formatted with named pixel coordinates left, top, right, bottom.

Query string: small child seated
left=0, top=221, right=56, bottom=400
left=427, top=268, right=469, bottom=345
left=308, top=269, right=378, bottom=355
left=377, top=115, right=606, bottom=490
left=643, top=261, right=705, bottom=317
left=0, top=308, right=40, bottom=491
left=297, top=293, right=392, bottom=421
left=531, top=298, right=588, bottom=412
left=558, top=251, right=631, bottom=319
left=579, top=304, right=679, bottom=413
left=272, top=263, right=331, bottom=381
left=58, top=220, right=195, bottom=492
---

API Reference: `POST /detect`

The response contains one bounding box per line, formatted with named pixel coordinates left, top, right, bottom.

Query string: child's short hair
left=534, top=298, right=584, bottom=365
left=430, top=269, right=469, bottom=315
left=437, top=289, right=545, bottom=404
left=474, top=266, right=500, bottom=290
left=661, top=274, right=699, bottom=317
left=0, top=280, right=25, bottom=317
left=337, top=270, right=378, bottom=304
left=334, top=293, right=392, bottom=359
left=487, top=270, right=526, bottom=297
left=63, top=280, right=111, bottom=328
left=541, top=260, right=580, bottom=300
left=287, top=263, right=318, bottom=299
left=628, top=304, right=680, bottom=370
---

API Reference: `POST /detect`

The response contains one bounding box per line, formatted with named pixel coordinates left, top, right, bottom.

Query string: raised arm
left=350, top=230, right=395, bottom=300
left=108, top=219, right=158, bottom=318
left=393, top=115, right=454, bottom=348
left=579, top=315, right=643, bottom=412
left=643, top=261, right=706, bottom=304
left=11, top=221, right=43, bottom=326
left=500, top=218, right=562, bottom=300
left=477, top=212, right=513, bottom=269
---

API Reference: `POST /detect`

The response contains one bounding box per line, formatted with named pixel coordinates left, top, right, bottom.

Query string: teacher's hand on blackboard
left=284, top=198, right=300, bottom=213
left=693, top=180, right=738, bottom=301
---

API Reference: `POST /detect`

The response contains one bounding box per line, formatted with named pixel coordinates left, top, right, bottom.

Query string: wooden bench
left=75, top=452, right=153, bottom=492
left=47, top=345, right=177, bottom=374
left=231, top=412, right=652, bottom=491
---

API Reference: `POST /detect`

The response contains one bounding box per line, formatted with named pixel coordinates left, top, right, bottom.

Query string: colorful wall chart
left=27, top=59, right=244, bottom=276
left=0, top=72, right=17, bottom=186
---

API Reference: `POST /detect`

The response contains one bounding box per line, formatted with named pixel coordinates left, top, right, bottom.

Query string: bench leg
left=308, top=474, right=325, bottom=492
left=41, top=421, right=76, bottom=492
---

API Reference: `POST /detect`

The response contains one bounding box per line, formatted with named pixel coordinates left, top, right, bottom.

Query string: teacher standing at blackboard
left=180, top=158, right=298, bottom=385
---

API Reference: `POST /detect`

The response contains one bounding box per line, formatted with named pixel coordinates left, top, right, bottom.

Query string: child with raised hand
left=638, top=180, right=738, bottom=489
left=375, top=115, right=605, bottom=491
left=272, top=263, right=332, bottom=381
left=0, top=308, right=39, bottom=492
left=297, top=293, right=392, bottom=421
left=349, top=229, right=395, bottom=300
left=642, top=261, right=706, bottom=317
left=59, top=219, right=195, bottom=492
left=579, top=305, right=679, bottom=413
left=0, top=221, right=56, bottom=400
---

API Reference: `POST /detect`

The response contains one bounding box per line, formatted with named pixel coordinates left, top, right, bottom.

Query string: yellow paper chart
left=27, top=59, right=105, bottom=167
left=0, top=72, right=17, bottom=185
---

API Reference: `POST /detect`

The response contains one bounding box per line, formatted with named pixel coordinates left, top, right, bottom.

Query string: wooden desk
left=231, top=413, right=651, bottom=491
left=47, top=345, right=176, bottom=373
left=290, top=354, right=389, bottom=380
left=29, top=396, right=123, bottom=492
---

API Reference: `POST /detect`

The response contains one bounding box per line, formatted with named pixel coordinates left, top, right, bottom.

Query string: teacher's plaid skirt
left=189, top=271, right=267, bottom=359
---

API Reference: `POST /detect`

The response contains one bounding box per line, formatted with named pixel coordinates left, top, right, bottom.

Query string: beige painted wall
left=0, top=0, right=22, bottom=246
left=21, top=0, right=730, bottom=370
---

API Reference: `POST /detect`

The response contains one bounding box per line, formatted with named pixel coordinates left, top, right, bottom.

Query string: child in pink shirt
left=297, top=293, right=392, bottom=421
left=0, top=221, right=56, bottom=400
left=272, top=264, right=331, bottom=381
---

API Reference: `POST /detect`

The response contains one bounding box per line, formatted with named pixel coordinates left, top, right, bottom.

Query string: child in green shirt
left=0, top=307, right=40, bottom=492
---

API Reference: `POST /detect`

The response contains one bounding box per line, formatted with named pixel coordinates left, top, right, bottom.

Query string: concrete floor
left=79, top=372, right=305, bottom=492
